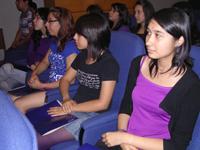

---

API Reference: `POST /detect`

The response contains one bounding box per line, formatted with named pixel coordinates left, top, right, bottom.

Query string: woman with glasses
left=13, top=7, right=79, bottom=114
left=0, top=7, right=51, bottom=91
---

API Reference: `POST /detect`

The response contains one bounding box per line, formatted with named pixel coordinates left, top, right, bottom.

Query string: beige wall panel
left=44, top=0, right=136, bottom=20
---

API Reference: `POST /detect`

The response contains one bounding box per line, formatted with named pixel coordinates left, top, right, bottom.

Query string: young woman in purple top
left=13, top=7, right=79, bottom=112
left=99, top=8, right=200, bottom=150
left=0, top=7, right=51, bottom=91
left=27, top=7, right=51, bottom=70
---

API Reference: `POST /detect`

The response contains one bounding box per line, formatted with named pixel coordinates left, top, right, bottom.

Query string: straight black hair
left=75, top=13, right=110, bottom=60
left=32, top=7, right=49, bottom=51
left=172, top=1, right=200, bottom=46
left=134, top=0, right=154, bottom=33
left=111, top=3, right=131, bottom=31
left=148, top=8, right=192, bottom=77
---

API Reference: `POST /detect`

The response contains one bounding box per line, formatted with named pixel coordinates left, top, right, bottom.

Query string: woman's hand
left=30, top=64, right=36, bottom=70
left=61, top=100, right=77, bottom=113
left=47, top=106, right=65, bottom=117
left=28, top=76, right=44, bottom=90
left=30, top=62, right=39, bottom=70
left=102, top=131, right=128, bottom=147
left=28, top=73, right=38, bottom=84
left=47, top=100, right=77, bottom=117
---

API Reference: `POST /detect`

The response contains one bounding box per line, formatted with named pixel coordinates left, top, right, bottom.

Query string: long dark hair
left=172, top=1, right=200, bottom=46
left=110, top=3, right=131, bottom=31
left=49, top=7, right=74, bottom=51
left=148, top=8, right=192, bottom=77
left=75, top=14, right=110, bottom=60
left=32, top=7, right=49, bottom=51
left=134, top=0, right=154, bottom=33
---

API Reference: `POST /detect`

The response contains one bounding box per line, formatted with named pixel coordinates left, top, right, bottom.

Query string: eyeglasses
left=47, top=20, right=58, bottom=23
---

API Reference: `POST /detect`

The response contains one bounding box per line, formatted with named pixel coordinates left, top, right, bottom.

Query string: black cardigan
left=120, top=56, right=200, bottom=150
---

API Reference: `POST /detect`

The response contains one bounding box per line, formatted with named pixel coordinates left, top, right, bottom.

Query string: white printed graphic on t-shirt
left=77, top=69, right=100, bottom=89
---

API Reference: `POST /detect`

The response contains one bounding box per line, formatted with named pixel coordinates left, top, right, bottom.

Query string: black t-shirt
left=71, top=50, right=119, bottom=103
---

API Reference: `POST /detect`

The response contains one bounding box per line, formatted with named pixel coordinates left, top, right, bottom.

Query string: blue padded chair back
left=190, top=45, right=200, bottom=77
left=187, top=46, right=200, bottom=149
left=187, top=113, right=200, bottom=150
left=109, top=31, right=145, bottom=110
left=0, top=91, right=37, bottom=150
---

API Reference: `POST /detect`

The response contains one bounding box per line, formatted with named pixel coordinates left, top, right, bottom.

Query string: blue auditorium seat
left=0, top=91, right=37, bottom=150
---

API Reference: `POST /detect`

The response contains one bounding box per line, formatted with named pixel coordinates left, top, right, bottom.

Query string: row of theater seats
left=0, top=31, right=199, bottom=150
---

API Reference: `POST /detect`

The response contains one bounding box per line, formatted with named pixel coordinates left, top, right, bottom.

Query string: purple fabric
left=127, top=69, right=172, bottom=139
left=118, top=25, right=131, bottom=32
left=27, top=37, right=52, bottom=66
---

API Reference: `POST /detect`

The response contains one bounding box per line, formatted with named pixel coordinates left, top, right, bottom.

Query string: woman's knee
left=14, top=91, right=46, bottom=113
left=14, top=99, right=28, bottom=113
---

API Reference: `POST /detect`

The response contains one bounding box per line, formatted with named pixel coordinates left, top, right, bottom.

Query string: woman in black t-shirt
left=39, top=14, right=119, bottom=149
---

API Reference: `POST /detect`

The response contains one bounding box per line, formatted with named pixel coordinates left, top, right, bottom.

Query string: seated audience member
left=172, top=1, right=200, bottom=46
left=86, top=4, right=104, bottom=15
left=5, top=0, right=36, bottom=63
left=36, top=13, right=119, bottom=149
left=108, top=3, right=132, bottom=32
left=27, top=7, right=51, bottom=70
left=133, top=0, right=154, bottom=40
left=13, top=7, right=79, bottom=112
left=86, top=4, right=108, bottom=22
left=0, top=7, right=51, bottom=91
left=97, top=8, right=200, bottom=150
left=28, top=0, right=37, bottom=15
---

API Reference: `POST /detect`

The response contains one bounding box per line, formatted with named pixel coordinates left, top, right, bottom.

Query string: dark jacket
left=120, top=55, right=200, bottom=150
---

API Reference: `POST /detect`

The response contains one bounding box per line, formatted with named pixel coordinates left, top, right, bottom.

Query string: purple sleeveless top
left=127, top=57, right=172, bottom=139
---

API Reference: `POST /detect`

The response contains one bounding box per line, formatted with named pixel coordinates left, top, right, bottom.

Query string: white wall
left=0, top=0, right=44, bottom=49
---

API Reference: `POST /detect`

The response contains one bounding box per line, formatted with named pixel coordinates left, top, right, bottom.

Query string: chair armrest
left=80, top=111, right=118, bottom=145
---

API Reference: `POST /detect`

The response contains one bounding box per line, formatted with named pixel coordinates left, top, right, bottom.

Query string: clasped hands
left=48, top=100, right=77, bottom=117
left=28, top=74, right=44, bottom=90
